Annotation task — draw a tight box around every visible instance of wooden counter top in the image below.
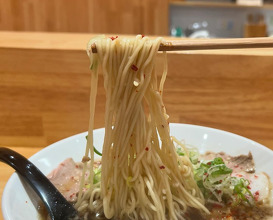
[1,31,273,55]
[1,31,273,219]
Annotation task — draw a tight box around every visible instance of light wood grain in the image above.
[91,37,273,53]
[0,0,168,35]
[1,32,273,148]
[160,37,273,50]
[2,31,273,56]
[1,32,273,220]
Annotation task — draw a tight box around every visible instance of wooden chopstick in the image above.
[91,37,273,53]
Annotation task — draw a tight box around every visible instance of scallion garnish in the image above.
[85,135,102,156]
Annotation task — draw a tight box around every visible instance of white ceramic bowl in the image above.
[2,123,273,219]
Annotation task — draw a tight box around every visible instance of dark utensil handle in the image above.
[0,147,80,220]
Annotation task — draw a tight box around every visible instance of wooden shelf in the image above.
[170,1,273,9]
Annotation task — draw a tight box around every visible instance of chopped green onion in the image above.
[93,168,101,184]
[176,147,184,156]
[85,135,102,156]
[194,157,254,206]
[209,165,232,178]
[189,150,199,165]
[94,146,102,156]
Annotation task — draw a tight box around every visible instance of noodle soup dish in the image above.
[2,123,273,219]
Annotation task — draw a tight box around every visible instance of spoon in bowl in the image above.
[0,147,84,220]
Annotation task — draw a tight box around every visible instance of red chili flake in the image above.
[204,172,208,175]
[75,165,79,168]
[234,164,239,168]
[254,175,258,178]
[219,180,222,183]
[247,185,251,189]
[25,201,28,203]
[254,191,259,201]
[237,174,243,177]
[216,190,222,194]
[212,203,223,209]
[131,64,138,71]
[69,193,75,199]
[141,35,145,38]
[109,35,118,41]
[145,147,149,151]
[207,162,211,165]
[160,165,165,169]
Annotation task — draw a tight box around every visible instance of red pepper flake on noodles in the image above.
[131,64,138,71]
[160,165,165,169]
[109,36,118,41]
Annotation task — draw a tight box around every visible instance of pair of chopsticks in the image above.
[91,37,273,53]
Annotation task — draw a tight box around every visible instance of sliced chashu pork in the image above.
[202,151,272,204]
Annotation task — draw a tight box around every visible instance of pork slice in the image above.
[202,151,272,204]
[47,158,86,202]
[201,151,255,173]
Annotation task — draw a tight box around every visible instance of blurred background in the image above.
[1,0,273,38]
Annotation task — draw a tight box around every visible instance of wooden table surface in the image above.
[1,31,273,219]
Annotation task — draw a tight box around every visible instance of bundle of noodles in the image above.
[76,35,209,220]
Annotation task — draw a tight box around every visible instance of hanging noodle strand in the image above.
[77,35,209,220]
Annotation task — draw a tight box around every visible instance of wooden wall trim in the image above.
[0,0,169,35]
